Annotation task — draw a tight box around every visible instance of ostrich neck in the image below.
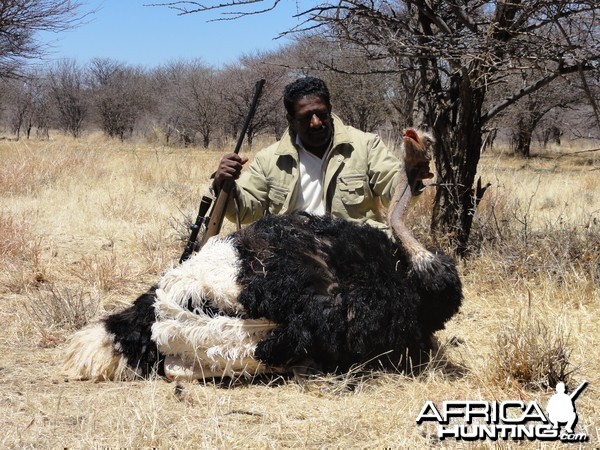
[388,173,430,265]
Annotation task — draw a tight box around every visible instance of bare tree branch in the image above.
[0,0,86,78]
[145,0,282,19]
[482,61,597,123]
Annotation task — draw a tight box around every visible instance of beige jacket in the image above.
[224,114,401,229]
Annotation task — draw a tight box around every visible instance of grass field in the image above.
[1,133,598,448]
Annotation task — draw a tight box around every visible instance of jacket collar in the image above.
[274,113,353,157]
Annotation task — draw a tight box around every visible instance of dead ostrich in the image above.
[63,129,462,381]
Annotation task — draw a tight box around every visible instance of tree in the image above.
[222,50,291,145]
[2,78,32,138]
[487,62,595,157]
[158,1,599,254]
[47,59,88,138]
[507,81,576,157]
[0,0,83,79]
[151,60,221,147]
[1,70,51,139]
[88,58,149,140]
[151,62,188,145]
[181,61,221,148]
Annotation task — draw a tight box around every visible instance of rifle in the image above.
[179,195,213,264]
[569,380,588,401]
[179,79,266,264]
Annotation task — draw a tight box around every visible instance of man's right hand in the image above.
[213,153,249,191]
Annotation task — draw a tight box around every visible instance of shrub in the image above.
[26,284,100,331]
[489,306,573,390]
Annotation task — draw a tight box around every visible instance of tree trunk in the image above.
[512,109,544,157]
[512,110,535,157]
[542,125,562,147]
[423,65,488,255]
[513,125,533,157]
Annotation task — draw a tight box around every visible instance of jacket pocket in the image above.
[267,184,288,213]
[338,174,368,206]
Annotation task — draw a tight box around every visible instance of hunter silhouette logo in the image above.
[416,381,589,442]
[546,381,587,436]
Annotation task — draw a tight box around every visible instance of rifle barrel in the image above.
[196,79,266,250]
[232,79,266,155]
[569,380,588,400]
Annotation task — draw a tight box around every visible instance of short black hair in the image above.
[283,76,331,116]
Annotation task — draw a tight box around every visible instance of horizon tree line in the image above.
[1,43,596,150]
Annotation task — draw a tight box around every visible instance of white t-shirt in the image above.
[292,136,326,215]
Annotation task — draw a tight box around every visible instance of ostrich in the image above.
[63,129,462,381]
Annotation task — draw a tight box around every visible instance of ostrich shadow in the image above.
[178,336,469,392]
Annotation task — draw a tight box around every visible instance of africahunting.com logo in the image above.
[416,381,589,443]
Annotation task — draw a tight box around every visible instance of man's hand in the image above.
[213,153,249,192]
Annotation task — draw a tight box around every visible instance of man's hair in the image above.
[283,76,331,116]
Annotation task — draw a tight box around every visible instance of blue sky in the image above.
[39,0,311,68]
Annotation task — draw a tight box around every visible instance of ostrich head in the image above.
[388,129,436,271]
[403,129,432,160]
[403,129,434,195]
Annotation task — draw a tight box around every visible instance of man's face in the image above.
[287,95,333,152]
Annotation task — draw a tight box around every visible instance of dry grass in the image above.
[490,302,574,390]
[25,285,101,331]
[0,133,598,448]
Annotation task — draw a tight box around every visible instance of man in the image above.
[213,76,431,229]
[546,382,580,434]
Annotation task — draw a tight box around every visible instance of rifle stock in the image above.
[197,179,234,249]
[191,79,266,253]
